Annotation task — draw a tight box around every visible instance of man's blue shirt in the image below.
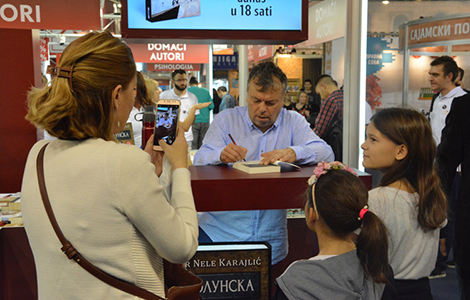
[194,106,333,264]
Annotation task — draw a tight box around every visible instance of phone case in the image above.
[153,99,181,151]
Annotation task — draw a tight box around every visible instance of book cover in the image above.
[233,161,280,174]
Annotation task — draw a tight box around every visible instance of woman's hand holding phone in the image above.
[159,126,188,170]
[144,134,165,176]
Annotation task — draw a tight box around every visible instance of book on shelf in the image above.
[233,160,301,174]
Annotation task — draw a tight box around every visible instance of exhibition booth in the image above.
[1,1,468,299]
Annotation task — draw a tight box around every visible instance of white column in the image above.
[238,45,248,107]
[342,0,368,169]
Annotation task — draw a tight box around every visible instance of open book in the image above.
[233,160,301,174]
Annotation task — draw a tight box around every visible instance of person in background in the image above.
[21,30,198,299]
[302,79,321,128]
[212,88,222,116]
[274,162,396,300]
[291,90,310,119]
[144,77,160,104]
[428,56,466,147]
[314,75,344,161]
[427,56,466,279]
[187,77,214,150]
[362,108,447,300]
[314,75,343,138]
[159,69,210,148]
[217,86,237,112]
[194,61,333,265]
[436,93,470,299]
[127,71,153,148]
[283,94,294,110]
[456,67,468,92]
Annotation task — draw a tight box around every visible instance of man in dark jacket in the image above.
[436,92,470,299]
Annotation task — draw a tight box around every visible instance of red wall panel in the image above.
[0,29,39,192]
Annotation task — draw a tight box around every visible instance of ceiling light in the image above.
[382,0,389,4]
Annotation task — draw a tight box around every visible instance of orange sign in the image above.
[0,0,100,30]
[406,16,470,46]
[128,43,209,64]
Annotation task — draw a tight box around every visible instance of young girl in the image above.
[275,161,395,300]
[362,108,447,300]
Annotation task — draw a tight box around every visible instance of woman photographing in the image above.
[21,31,198,299]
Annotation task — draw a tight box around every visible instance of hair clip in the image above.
[50,64,75,92]
[307,161,357,186]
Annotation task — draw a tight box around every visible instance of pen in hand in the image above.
[228,134,246,162]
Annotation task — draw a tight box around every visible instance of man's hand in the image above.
[193,102,212,110]
[220,143,247,164]
[260,148,296,165]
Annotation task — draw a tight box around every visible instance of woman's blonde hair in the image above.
[144,77,159,104]
[295,90,308,104]
[26,31,136,141]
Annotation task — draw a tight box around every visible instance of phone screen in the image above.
[154,103,179,146]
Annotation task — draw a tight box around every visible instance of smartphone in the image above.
[153,99,180,151]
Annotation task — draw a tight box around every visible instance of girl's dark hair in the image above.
[371,108,447,230]
[135,72,152,108]
[307,170,389,283]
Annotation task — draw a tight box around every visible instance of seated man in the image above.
[194,62,334,264]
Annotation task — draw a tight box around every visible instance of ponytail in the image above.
[356,210,389,284]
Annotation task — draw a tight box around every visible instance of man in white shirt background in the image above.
[429,56,467,146]
[159,69,210,148]
[428,56,467,279]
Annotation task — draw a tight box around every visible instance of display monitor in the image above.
[121,0,308,45]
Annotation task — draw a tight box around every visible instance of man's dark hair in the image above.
[314,74,337,88]
[171,69,186,79]
[458,67,465,81]
[217,86,227,92]
[189,77,198,85]
[430,56,458,83]
[304,79,312,84]
[247,61,287,93]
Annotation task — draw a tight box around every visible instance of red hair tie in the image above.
[359,206,369,220]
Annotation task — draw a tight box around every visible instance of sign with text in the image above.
[121,0,308,44]
[114,123,134,145]
[402,16,470,47]
[213,54,238,70]
[253,45,274,62]
[185,243,271,300]
[127,0,301,31]
[39,37,49,62]
[147,63,200,72]
[247,45,254,61]
[0,0,100,30]
[306,0,347,46]
[128,43,209,64]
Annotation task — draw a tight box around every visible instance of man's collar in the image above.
[440,86,463,99]
[172,88,187,98]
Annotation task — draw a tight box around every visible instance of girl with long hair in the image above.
[274,162,395,299]
[362,107,447,299]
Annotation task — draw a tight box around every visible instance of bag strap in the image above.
[36,143,164,300]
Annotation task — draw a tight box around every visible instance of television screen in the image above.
[121,0,308,44]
